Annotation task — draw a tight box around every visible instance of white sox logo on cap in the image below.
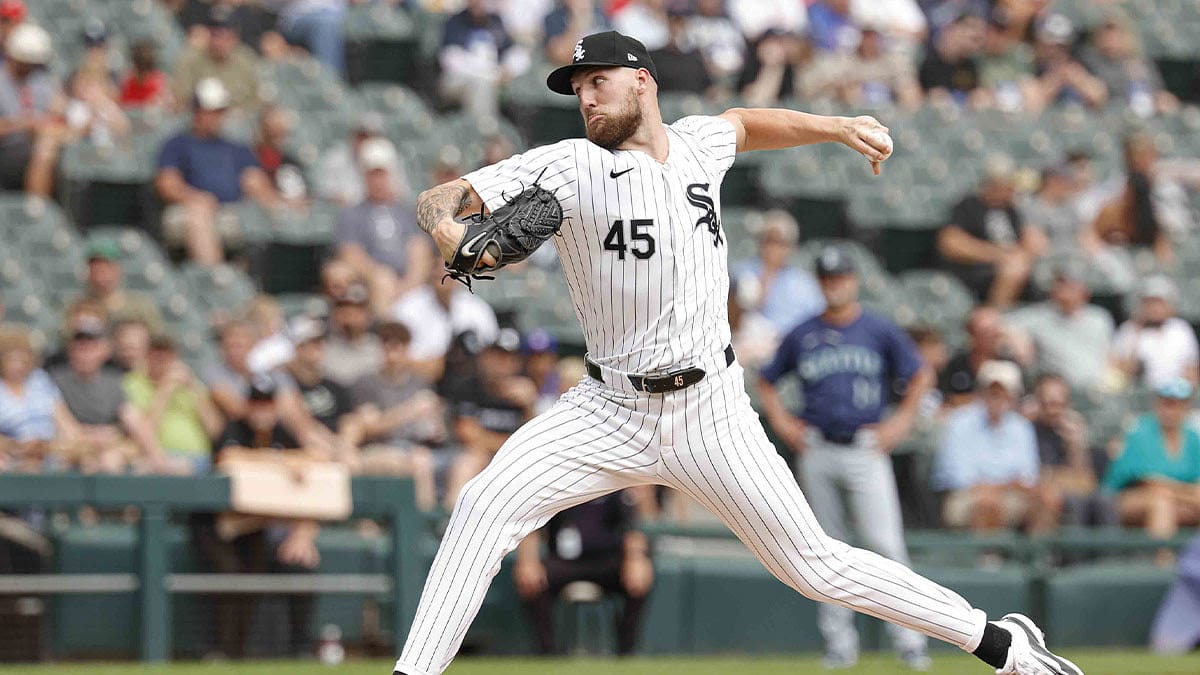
[573,40,585,62]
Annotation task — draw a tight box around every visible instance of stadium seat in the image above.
[897,270,976,332]
[344,3,422,87]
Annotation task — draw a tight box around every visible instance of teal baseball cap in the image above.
[1156,378,1194,401]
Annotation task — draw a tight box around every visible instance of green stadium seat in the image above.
[344,4,421,86]
[897,270,975,331]
[179,263,259,322]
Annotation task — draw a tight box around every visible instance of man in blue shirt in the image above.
[154,77,281,265]
[933,359,1045,534]
[758,243,934,671]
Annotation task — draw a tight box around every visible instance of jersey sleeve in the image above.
[760,329,799,385]
[671,115,738,177]
[460,140,578,213]
[882,319,923,382]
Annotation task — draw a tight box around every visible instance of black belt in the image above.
[586,344,735,393]
[820,429,859,445]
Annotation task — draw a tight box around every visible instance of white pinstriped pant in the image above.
[394,362,987,675]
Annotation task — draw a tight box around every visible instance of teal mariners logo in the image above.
[797,345,883,381]
[686,183,722,247]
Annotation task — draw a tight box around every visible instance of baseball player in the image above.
[394,31,1082,675]
[757,244,933,670]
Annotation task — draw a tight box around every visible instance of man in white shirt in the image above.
[1111,276,1200,388]
[391,261,499,380]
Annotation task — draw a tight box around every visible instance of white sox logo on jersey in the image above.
[686,183,722,247]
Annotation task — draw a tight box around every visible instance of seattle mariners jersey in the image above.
[761,311,923,440]
[461,115,738,374]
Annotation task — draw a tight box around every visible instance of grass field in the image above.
[1,653,1198,675]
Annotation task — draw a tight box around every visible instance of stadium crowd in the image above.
[1,0,1200,616]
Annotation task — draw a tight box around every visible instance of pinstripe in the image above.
[409,383,658,665]
[396,115,991,675]
[723,379,976,639]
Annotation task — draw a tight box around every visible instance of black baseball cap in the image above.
[815,244,857,277]
[546,31,658,96]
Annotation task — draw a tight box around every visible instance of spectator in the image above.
[275,0,349,77]
[323,282,384,388]
[849,0,927,47]
[0,326,84,473]
[908,325,950,424]
[392,258,500,381]
[756,244,933,670]
[684,0,745,86]
[74,239,164,331]
[974,11,1038,112]
[1020,165,1083,255]
[917,14,982,105]
[439,0,530,121]
[335,138,430,310]
[727,0,807,42]
[0,24,65,196]
[281,315,356,453]
[111,318,152,374]
[513,491,653,655]
[119,41,173,109]
[648,7,714,96]
[0,0,24,50]
[75,18,117,88]
[314,111,405,207]
[1087,134,1195,266]
[191,376,321,659]
[738,30,819,107]
[155,78,281,265]
[543,0,611,66]
[729,210,824,365]
[349,321,440,511]
[63,67,131,150]
[936,155,1047,308]
[1030,14,1107,110]
[1104,378,1200,562]
[243,295,292,375]
[47,316,169,473]
[204,319,312,438]
[172,4,261,114]
[933,360,1055,534]
[444,328,535,508]
[1028,373,1117,528]
[123,334,222,473]
[1080,13,1178,118]
[611,0,670,51]
[522,329,561,415]
[807,0,861,53]
[1111,276,1200,389]
[253,105,309,202]
[1007,262,1114,390]
[920,0,991,40]
[808,27,922,109]
[940,306,1032,406]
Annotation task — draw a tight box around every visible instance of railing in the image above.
[0,473,422,662]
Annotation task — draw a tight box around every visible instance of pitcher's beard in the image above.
[586,92,642,149]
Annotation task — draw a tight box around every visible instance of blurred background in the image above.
[1,0,1200,668]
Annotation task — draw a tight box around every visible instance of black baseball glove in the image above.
[443,182,564,289]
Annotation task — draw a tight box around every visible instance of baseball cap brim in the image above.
[546,61,630,95]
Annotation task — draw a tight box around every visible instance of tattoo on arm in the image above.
[416,182,472,235]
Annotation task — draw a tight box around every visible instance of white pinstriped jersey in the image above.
[461,115,739,374]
